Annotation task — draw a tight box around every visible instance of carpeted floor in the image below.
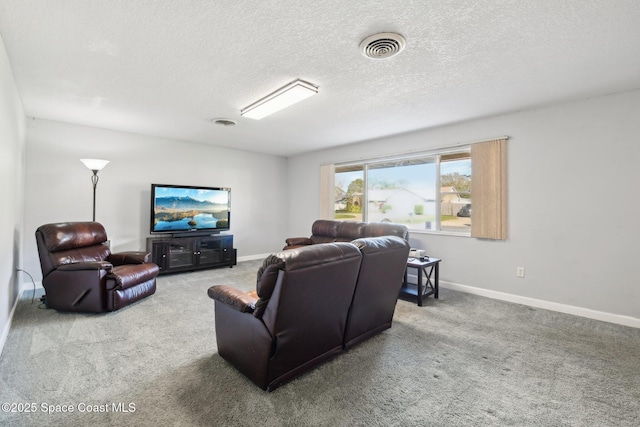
[1,260,639,426]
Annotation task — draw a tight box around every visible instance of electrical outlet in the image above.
[516,266,525,278]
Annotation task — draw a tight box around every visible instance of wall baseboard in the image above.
[440,280,640,329]
[237,253,270,262]
[0,281,43,357]
[0,289,23,358]
[20,280,43,295]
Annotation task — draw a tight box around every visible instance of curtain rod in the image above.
[322,135,509,167]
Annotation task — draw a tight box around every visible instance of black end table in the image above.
[400,257,441,306]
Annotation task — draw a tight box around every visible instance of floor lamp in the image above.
[80,159,110,222]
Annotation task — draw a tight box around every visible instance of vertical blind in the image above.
[471,138,508,240]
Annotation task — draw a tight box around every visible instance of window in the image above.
[334,165,364,221]
[324,138,507,239]
[366,157,438,229]
[333,150,471,234]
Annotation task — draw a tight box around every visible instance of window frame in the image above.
[333,147,473,236]
[323,137,508,240]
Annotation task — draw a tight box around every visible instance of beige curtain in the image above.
[471,138,508,239]
[319,164,335,219]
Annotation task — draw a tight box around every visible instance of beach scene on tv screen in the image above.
[153,187,229,231]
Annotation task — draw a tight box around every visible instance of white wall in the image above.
[0,34,26,353]
[288,90,640,322]
[22,119,289,282]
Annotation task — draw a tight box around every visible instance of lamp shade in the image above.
[80,159,110,171]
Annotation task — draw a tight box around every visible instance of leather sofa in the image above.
[208,235,410,391]
[35,222,159,312]
[283,219,409,250]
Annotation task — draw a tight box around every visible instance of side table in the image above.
[400,257,441,307]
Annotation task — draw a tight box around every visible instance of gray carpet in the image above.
[1,260,639,426]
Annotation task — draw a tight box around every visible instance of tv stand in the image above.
[146,234,235,275]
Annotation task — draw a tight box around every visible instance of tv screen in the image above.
[150,184,230,234]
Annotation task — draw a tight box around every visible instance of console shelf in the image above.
[146,234,235,275]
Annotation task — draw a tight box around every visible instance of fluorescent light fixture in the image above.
[241,79,318,120]
[80,158,110,171]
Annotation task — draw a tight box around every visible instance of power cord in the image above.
[16,268,37,304]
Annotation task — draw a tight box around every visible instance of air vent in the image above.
[359,32,406,59]
[212,118,236,126]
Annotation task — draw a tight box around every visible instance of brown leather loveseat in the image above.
[35,222,160,312]
[283,219,409,250]
[208,235,410,391]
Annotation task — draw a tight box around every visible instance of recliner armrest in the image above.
[285,237,312,247]
[106,263,160,290]
[108,251,150,265]
[208,285,257,313]
[57,261,113,271]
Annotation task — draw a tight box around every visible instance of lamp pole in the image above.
[90,170,99,222]
[80,159,110,222]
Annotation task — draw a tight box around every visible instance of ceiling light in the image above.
[240,79,318,120]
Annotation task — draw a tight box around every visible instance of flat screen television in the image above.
[150,184,230,235]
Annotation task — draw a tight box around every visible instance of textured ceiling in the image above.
[1,0,639,157]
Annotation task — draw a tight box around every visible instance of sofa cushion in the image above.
[363,222,409,240]
[283,242,361,271]
[37,222,108,252]
[336,221,366,241]
[254,255,285,318]
[352,235,408,253]
[310,220,339,244]
[311,220,339,238]
[256,255,285,295]
[108,251,150,265]
[49,245,112,267]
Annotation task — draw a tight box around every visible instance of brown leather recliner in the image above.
[208,235,410,391]
[35,222,159,313]
[208,242,363,391]
[283,219,409,250]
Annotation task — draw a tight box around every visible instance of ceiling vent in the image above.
[212,118,236,126]
[359,32,406,59]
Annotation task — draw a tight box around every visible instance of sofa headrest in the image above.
[253,243,361,318]
[253,255,286,318]
[279,242,362,271]
[311,220,340,238]
[36,222,108,252]
[256,255,285,297]
[363,222,409,240]
[352,236,410,254]
[337,221,366,240]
